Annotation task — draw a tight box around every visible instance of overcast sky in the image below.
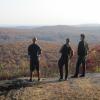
[0,0,100,26]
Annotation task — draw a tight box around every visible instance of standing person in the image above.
[71,34,89,78]
[28,37,41,82]
[58,38,73,81]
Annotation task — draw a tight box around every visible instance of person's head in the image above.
[66,38,70,45]
[80,34,85,41]
[32,37,37,44]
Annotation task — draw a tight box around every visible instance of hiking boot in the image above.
[38,78,40,81]
[59,78,63,81]
[71,75,78,78]
[29,79,32,82]
[79,74,85,77]
[65,78,68,81]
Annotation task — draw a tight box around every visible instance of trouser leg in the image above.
[82,57,86,76]
[75,57,82,76]
[65,60,69,79]
[30,71,32,80]
[36,61,40,81]
[59,66,63,79]
[37,68,40,81]
[58,59,64,79]
[30,59,34,81]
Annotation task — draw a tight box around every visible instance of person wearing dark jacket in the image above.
[71,34,89,78]
[58,38,73,81]
[28,37,41,81]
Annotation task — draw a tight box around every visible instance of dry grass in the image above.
[0,40,100,79]
[0,73,100,100]
[0,41,61,79]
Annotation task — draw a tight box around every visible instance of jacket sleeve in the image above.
[70,46,74,58]
[77,42,80,55]
[28,45,31,56]
[38,46,41,55]
[86,43,89,51]
[86,42,89,54]
[59,45,64,53]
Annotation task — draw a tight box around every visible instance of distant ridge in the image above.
[0,24,100,44]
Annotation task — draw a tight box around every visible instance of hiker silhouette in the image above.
[28,37,41,82]
[58,38,73,81]
[71,34,89,78]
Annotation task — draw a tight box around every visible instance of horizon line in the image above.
[0,23,100,27]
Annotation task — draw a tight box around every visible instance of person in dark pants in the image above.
[71,34,89,78]
[58,38,73,81]
[28,37,41,82]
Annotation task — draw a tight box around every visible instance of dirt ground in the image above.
[0,73,100,100]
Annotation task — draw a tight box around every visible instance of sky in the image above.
[0,0,100,26]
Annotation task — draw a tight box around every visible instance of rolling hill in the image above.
[0,25,100,44]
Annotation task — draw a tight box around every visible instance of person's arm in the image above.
[59,45,64,53]
[86,42,89,55]
[38,46,41,56]
[37,46,41,61]
[28,45,31,57]
[70,46,74,59]
[87,43,89,51]
[77,42,80,56]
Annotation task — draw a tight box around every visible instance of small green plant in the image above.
[0,63,4,70]
[95,66,100,72]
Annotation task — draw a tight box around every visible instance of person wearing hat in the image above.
[71,34,89,78]
[58,38,73,81]
[28,37,41,81]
